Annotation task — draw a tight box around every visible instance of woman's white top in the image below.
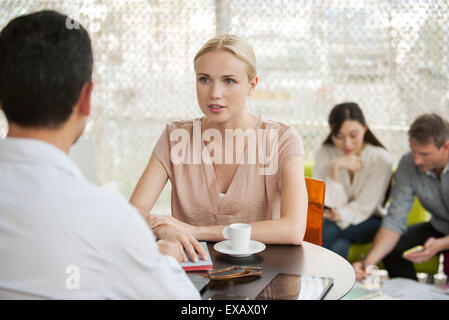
[313,144,394,229]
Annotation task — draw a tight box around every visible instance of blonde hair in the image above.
[194,34,257,81]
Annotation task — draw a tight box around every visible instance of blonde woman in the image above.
[130,34,308,261]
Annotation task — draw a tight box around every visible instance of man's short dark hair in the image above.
[0,10,93,128]
[408,113,449,148]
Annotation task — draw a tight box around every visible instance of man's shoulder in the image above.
[397,151,416,169]
[72,180,138,219]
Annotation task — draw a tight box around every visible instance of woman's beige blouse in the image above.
[313,144,394,229]
[153,115,304,226]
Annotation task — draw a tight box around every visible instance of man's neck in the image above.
[7,124,73,154]
[433,150,449,180]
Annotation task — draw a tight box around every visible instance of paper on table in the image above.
[433,283,449,295]
[342,286,383,300]
[381,278,449,300]
[181,242,213,271]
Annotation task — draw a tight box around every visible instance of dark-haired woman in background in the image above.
[313,102,393,258]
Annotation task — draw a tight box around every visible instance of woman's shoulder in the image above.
[313,143,339,160]
[164,117,202,132]
[260,117,292,130]
[364,144,394,166]
[260,117,299,138]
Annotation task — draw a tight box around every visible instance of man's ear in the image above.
[77,82,94,117]
[443,140,449,151]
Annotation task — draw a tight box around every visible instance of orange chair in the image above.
[303,177,325,246]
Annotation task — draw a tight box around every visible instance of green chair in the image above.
[304,162,440,274]
[304,160,314,178]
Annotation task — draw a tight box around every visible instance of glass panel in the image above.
[1,1,448,211]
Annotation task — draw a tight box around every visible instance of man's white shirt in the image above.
[0,137,200,299]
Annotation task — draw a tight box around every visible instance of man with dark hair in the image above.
[0,10,199,299]
[0,10,93,131]
[353,113,449,280]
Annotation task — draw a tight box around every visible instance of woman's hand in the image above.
[147,214,196,235]
[334,154,364,173]
[152,224,208,262]
[330,154,363,182]
[323,207,341,222]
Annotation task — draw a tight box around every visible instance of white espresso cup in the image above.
[222,223,252,252]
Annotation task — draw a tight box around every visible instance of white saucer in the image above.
[214,240,266,257]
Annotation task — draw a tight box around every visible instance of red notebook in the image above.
[181,242,213,271]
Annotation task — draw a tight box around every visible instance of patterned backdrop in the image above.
[1,0,448,211]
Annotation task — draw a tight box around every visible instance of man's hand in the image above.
[157,239,184,264]
[153,224,207,262]
[403,237,440,263]
[352,261,368,281]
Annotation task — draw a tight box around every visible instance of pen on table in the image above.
[361,253,365,271]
